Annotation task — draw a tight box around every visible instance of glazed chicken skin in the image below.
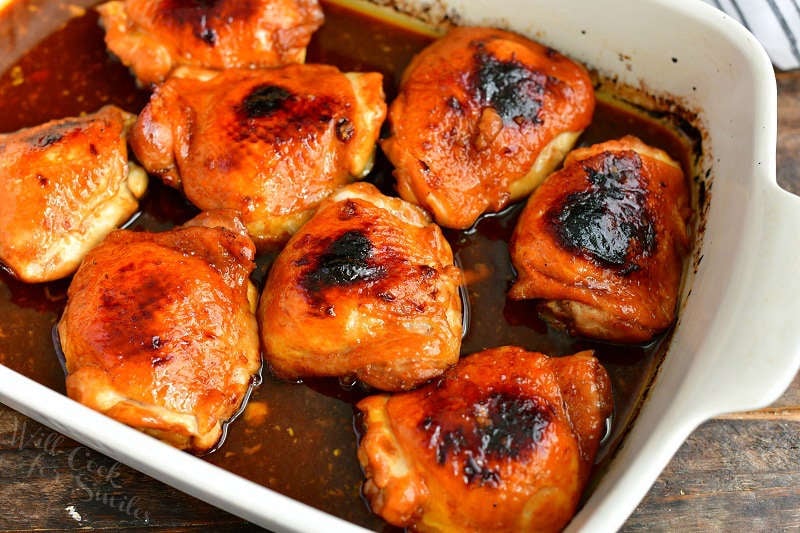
[97,0,324,85]
[259,182,462,391]
[57,210,261,453]
[510,136,691,343]
[0,105,146,283]
[131,65,386,250]
[357,346,613,532]
[381,26,595,229]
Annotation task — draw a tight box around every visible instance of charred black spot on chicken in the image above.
[335,118,354,142]
[476,393,552,459]
[155,0,258,46]
[233,85,340,144]
[25,119,84,148]
[34,132,63,148]
[337,200,359,221]
[446,95,462,113]
[420,392,553,486]
[549,151,656,273]
[471,50,546,125]
[197,23,217,45]
[301,230,387,296]
[240,85,293,118]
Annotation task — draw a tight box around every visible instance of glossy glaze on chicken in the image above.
[97,0,324,85]
[357,346,613,532]
[510,136,691,342]
[382,26,595,229]
[0,105,146,283]
[130,64,386,250]
[58,211,260,453]
[259,182,462,391]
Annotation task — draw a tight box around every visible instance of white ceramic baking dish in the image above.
[1,0,799,531]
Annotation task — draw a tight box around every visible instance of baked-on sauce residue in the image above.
[0,1,699,530]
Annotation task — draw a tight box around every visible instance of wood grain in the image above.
[0,68,797,533]
[623,420,800,532]
[777,71,800,197]
[0,406,259,531]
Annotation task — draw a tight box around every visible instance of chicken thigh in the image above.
[259,182,462,391]
[97,0,324,85]
[131,65,386,250]
[357,346,613,532]
[57,210,260,453]
[510,136,691,343]
[381,26,595,229]
[0,105,146,283]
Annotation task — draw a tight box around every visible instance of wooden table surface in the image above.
[0,70,798,532]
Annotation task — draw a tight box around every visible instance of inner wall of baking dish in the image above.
[0,0,713,530]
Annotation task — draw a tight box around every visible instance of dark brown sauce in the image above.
[0,2,698,531]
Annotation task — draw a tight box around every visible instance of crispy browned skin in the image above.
[259,182,462,391]
[97,0,324,85]
[510,136,691,343]
[131,65,386,251]
[381,26,595,229]
[0,105,146,283]
[357,346,613,532]
[58,211,260,453]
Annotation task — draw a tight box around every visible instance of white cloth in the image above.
[703,0,800,70]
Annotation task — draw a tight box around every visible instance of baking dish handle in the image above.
[709,183,800,413]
